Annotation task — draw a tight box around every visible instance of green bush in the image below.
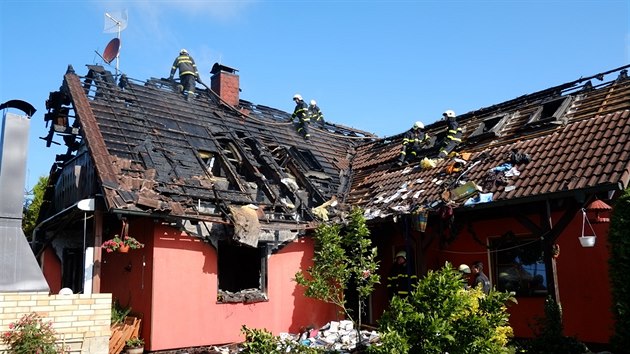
[609,188,630,352]
[514,297,588,354]
[1,313,65,354]
[111,300,131,325]
[369,263,516,354]
[240,326,322,354]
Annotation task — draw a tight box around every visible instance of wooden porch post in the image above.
[91,208,103,293]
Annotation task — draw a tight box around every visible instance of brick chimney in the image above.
[210,63,239,107]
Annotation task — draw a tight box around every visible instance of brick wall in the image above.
[0,292,111,353]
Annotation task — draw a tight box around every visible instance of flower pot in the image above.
[119,244,130,253]
[579,236,596,247]
[126,347,144,354]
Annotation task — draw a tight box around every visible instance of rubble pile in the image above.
[196,320,380,353]
[281,320,380,352]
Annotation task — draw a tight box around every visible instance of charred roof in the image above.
[39,65,376,231]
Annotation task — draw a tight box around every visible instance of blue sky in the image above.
[1,0,628,194]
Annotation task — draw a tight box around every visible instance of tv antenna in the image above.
[102,10,128,76]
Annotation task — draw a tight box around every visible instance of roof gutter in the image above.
[31,201,80,252]
[455,183,621,214]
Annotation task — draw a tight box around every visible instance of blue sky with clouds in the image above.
[1,0,628,194]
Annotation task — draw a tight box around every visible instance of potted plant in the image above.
[101,234,144,253]
[125,337,144,354]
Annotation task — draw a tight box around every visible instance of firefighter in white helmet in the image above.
[308,99,325,128]
[438,109,462,158]
[397,120,430,166]
[387,250,417,298]
[290,94,310,140]
[169,49,200,101]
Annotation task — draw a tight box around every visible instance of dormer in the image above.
[522,96,572,130]
[466,113,509,143]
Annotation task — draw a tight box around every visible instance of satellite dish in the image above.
[102,38,120,64]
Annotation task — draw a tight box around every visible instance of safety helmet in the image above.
[395,251,407,260]
[443,110,456,118]
[310,99,317,106]
[180,49,188,55]
[458,264,471,274]
[293,94,303,101]
[413,121,424,130]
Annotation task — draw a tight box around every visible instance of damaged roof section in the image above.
[41,64,375,233]
[348,66,630,220]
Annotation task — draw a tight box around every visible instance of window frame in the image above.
[217,239,269,303]
[489,235,548,297]
[524,96,572,128]
[467,113,509,141]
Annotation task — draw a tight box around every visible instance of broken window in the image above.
[490,236,548,297]
[289,147,323,171]
[467,114,508,141]
[217,239,268,303]
[197,150,222,176]
[524,96,572,128]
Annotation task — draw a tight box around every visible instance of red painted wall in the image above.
[554,214,612,343]
[371,209,613,345]
[146,224,337,351]
[41,246,62,294]
[438,212,613,344]
[101,218,153,345]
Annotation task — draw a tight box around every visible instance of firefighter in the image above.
[308,99,325,127]
[437,110,462,158]
[387,251,417,298]
[169,49,200,101]
[397,121,430,166]
[291,94,310,140]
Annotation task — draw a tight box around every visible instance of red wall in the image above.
[41,246,62,294]
[146,224,337,351]
[438,212,613,344]
[100,218,154,346]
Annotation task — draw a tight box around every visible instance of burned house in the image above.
[33,64,374,351]
[347,64,630,346]
[33,60,630,350]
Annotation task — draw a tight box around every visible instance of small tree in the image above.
[294,207,380,335]
[22,175,48,240]
[519,296,588,354]
[609,187,630,352]
[369,263,515,354]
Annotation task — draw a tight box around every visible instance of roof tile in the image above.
[350,69,630,218]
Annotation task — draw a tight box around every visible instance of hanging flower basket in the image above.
[101,235,144,253]
[579,236,596,247]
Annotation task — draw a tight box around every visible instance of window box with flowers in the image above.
[102,235,144,253]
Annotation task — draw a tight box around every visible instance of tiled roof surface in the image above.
[347,67,630,219]
[55,65,375,225]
